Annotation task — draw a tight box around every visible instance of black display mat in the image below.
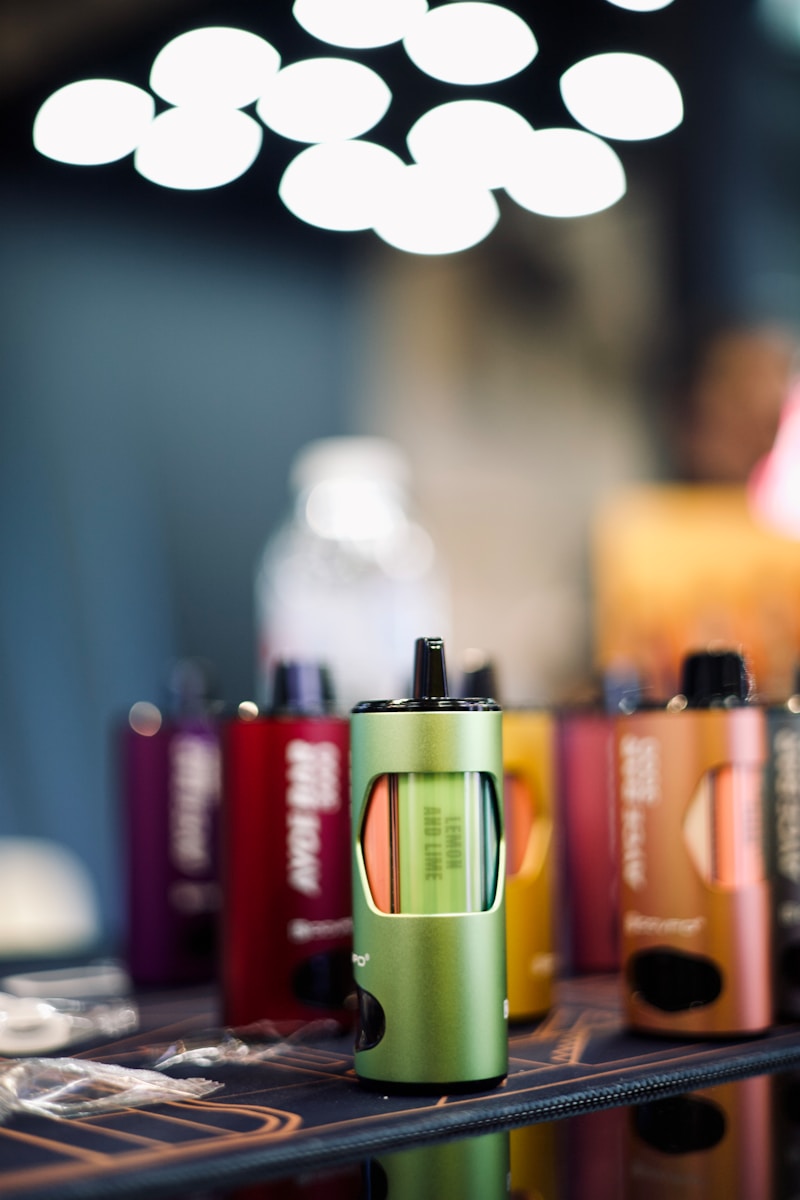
[4,975,800,1199]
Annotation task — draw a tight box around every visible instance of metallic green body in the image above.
[374,1128,509,1198]
[351,708,508,1088]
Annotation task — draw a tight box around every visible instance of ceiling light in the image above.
[279,140,405,231]
[407,99,536,189]
[403,2,538,85]
[256,58,391,143]
[292,0,429,49]
[560,52,683,141]
[504,128,626,218]
[372,163,499,255]
[604,0,675,9]
[134,107,263,190]
[149,27,281,109]
[33,80,155,165]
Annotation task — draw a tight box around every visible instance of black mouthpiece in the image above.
[413,637,449,700]
[460,656,498,700]
[167,657,219,717]
[271,661,334,715]
[679,650,749,708]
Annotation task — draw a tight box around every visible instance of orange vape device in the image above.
[627,1075,772,1200]
[617,649,772,1035]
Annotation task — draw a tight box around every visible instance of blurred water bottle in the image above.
[255,437,451,710]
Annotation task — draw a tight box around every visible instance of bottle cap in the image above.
[679,650,749,708]
[271,661,335,715]
[290,437,409,495]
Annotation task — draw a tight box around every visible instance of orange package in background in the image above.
[592,485,800,703]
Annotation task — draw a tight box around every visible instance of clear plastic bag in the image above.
[0,1057,220,1120]
[150,1017,343,1068]
[0,990,138,1055]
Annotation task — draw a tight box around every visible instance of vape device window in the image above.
[362,771,501,914]
[503,771,536,879]
[682,765,765,887]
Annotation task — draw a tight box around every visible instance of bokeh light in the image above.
[33,80,155,165]
[292,0,429,49]
[150,27,281,109]
[605,0,675,9]
[504,128,627,218]
[560,52,683,141]
[407,99,536,189]
[128,701,163,736]
[279,140,406,231]
[134,107,263,190]
[256,58,392,142]
[403,2,538,85]
[372,163,499,255]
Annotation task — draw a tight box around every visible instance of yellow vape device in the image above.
[461,657,556,1021]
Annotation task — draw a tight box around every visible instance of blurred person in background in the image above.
[667,321,797,484]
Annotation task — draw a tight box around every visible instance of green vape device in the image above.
[366,1128,510,1198]
[350,637,508,1092]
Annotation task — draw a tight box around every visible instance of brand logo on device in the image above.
[169,734,221,875]
[624,910,705,938]
[775,728,800,883]
[619,734,660,891]
[286,739,341,897]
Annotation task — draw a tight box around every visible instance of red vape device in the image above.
[557,708,620,974]
[221,662,353,1030]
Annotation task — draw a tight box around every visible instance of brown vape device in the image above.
[617,649,772,1035]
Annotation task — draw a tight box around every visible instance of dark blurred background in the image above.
[1,0,799,948]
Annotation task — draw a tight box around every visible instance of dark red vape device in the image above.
[221,662,353,1030]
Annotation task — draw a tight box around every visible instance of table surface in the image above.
[3,974,800,1199]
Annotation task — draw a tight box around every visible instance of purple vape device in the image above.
[121,660,222,987]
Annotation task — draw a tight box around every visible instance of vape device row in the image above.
[120,637,557,1092]
[120,659,574,1024]
[120,637,800,1097]
[117,640,627,1087]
